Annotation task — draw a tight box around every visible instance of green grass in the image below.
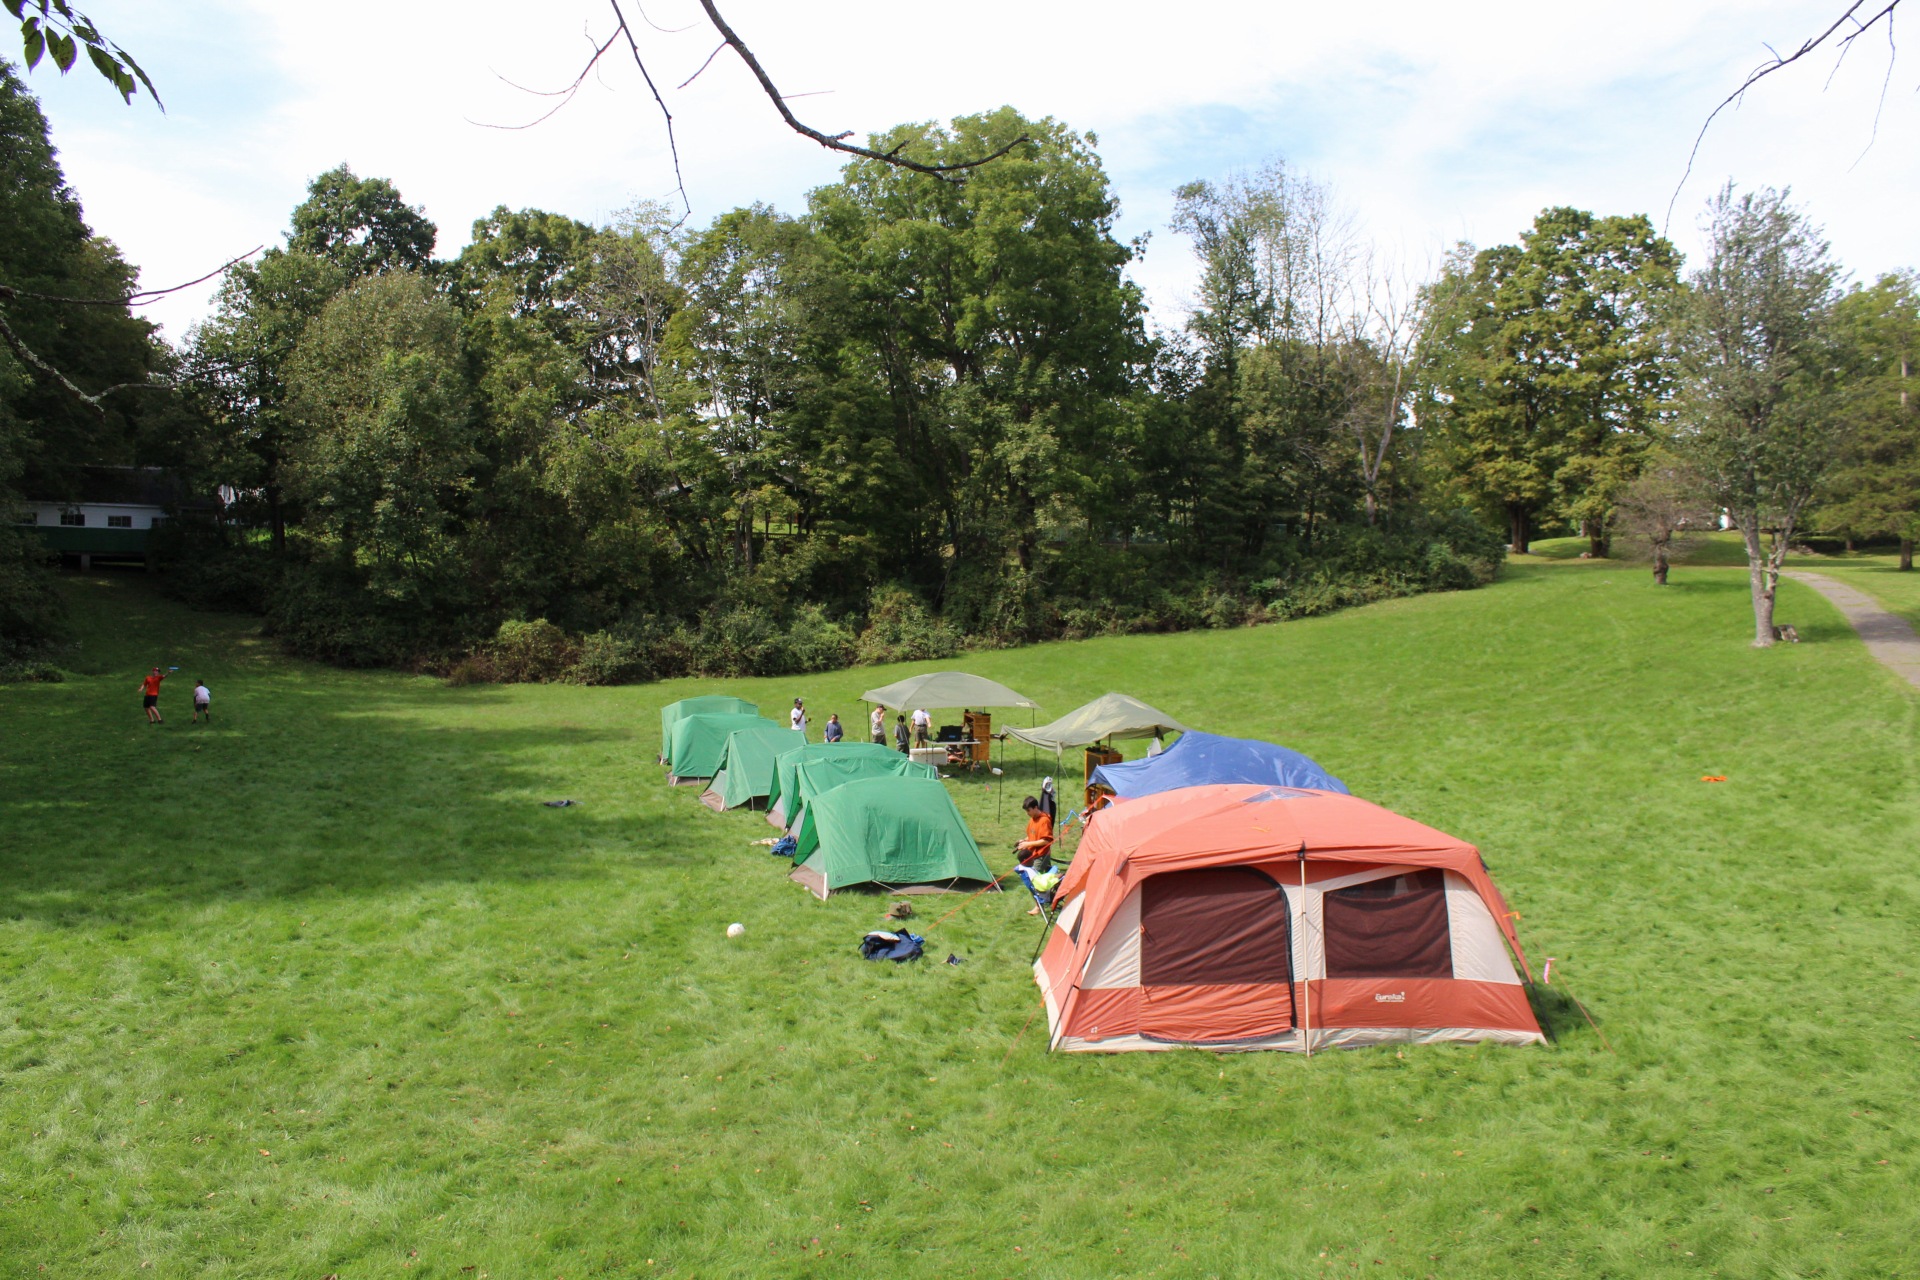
[3,562,1919,1277]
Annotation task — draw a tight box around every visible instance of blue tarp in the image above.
[1088,730,1348,797]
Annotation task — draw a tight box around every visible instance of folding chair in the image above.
[1018,863,1066,961]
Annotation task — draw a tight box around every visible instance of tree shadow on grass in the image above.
[0,678,694,928]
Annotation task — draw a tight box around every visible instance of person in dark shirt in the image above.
[893,714,910,754]
[823,713,844,743]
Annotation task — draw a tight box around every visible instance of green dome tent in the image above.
[659,695,758,763]
[766,742,914,828]
[785,754,941,854]
[700,725,807,811]
[789,777,995,899]
[666,712,782,784]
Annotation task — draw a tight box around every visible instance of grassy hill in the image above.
[2,556,1917,1277]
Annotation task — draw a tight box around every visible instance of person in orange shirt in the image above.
[139,667,166,724]
[1015,796,1054,871]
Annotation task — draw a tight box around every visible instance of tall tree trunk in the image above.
[1584,517,1606,559]
[1507,503,1528,555]
[1901,537,1913,571]
[1742,524,1775,647]
[1653,541,1669,585]
[267,485,286,554]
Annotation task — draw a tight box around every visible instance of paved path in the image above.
[1783,570,1920,689]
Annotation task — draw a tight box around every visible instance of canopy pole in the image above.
[1299,850,1311,1059]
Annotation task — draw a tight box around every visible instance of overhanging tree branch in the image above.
[1669,1,1903,228]
[483,0,1027,202]
[689,0,1029,176]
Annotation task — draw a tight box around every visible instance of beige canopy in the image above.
[860,671,1038,711]
[1004,692,1189,751]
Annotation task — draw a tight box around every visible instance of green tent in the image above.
[659,695,758,763]
[666,713,782,782]
[700,725,807,811]
[786,754,941,855]
[766,742,910,827]
[789,776,995,899]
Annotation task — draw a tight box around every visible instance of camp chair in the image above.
[1018,864,1067,961]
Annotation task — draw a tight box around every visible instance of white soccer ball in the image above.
[726,922,745,939]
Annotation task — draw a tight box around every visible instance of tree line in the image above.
[3,60,1913,677]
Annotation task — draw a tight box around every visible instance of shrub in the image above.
[568,631,650,686]
[486,618,579,684]
[0,526,67,664]
[444,654,497,686]
[161,547,280,614]
[0,658,63,684]
[855,585,962,665]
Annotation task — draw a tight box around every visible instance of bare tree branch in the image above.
[676,41,727,91]
[608,0,691,220]
[0,308,168,418]
[0,246,262,308]
[690,0,1029,176]
[481,0,1027,202]
[1669,1,1903,229]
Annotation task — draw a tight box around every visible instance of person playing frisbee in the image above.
[140,667,166,724]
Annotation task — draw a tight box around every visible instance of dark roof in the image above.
[35,466,216,509]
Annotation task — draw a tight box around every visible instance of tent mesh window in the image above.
[1140,867,1293,987]
[1322,869,1451,979]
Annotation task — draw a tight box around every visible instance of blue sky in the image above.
[19,0,1919,340]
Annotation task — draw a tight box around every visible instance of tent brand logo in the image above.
[1374,992,1406,1003]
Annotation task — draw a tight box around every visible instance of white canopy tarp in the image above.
[1005,692,1189,751]
[860,671,1038,710]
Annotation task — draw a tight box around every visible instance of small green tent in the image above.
[766,742,909,827]
[667,713,782,783]
[660,695,758,763]
[701,725,807,811]
[786,754,941,854]
[789,777,995,899]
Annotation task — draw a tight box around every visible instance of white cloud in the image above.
[19,0,1918,342]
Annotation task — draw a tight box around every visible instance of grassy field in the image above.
[3,557,1919,1278]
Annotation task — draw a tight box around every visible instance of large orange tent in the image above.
[1033,784,1543,1053]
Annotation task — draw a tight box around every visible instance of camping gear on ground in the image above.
[766,742,937,829]
[770,834,798,859]
[542,799,579,808]
[1033,784,1543,1054]
[1005,692,1190,753]
[700,725,807,811]
[665,712,783,784]
[885,902,915,920]
[860,931,925,962]
[789,776,996,899]
[1087,729,1348,800]
[659,695,758,763]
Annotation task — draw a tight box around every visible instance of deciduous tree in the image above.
[1673,185,1842,646]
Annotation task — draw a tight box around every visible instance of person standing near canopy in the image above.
[869,705,886,744]
[823,713,844,743]
[790,698,808,739]
[911,707,932,748]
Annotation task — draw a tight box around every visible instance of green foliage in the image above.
[1421,208,1682,550]
[1813,273,1920,545]
[854,584,963,664]
[0,522,64,661]
[283,270,474,606]
[287,165,437,278]
[484,617,578,683]
[6,1,158,105]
